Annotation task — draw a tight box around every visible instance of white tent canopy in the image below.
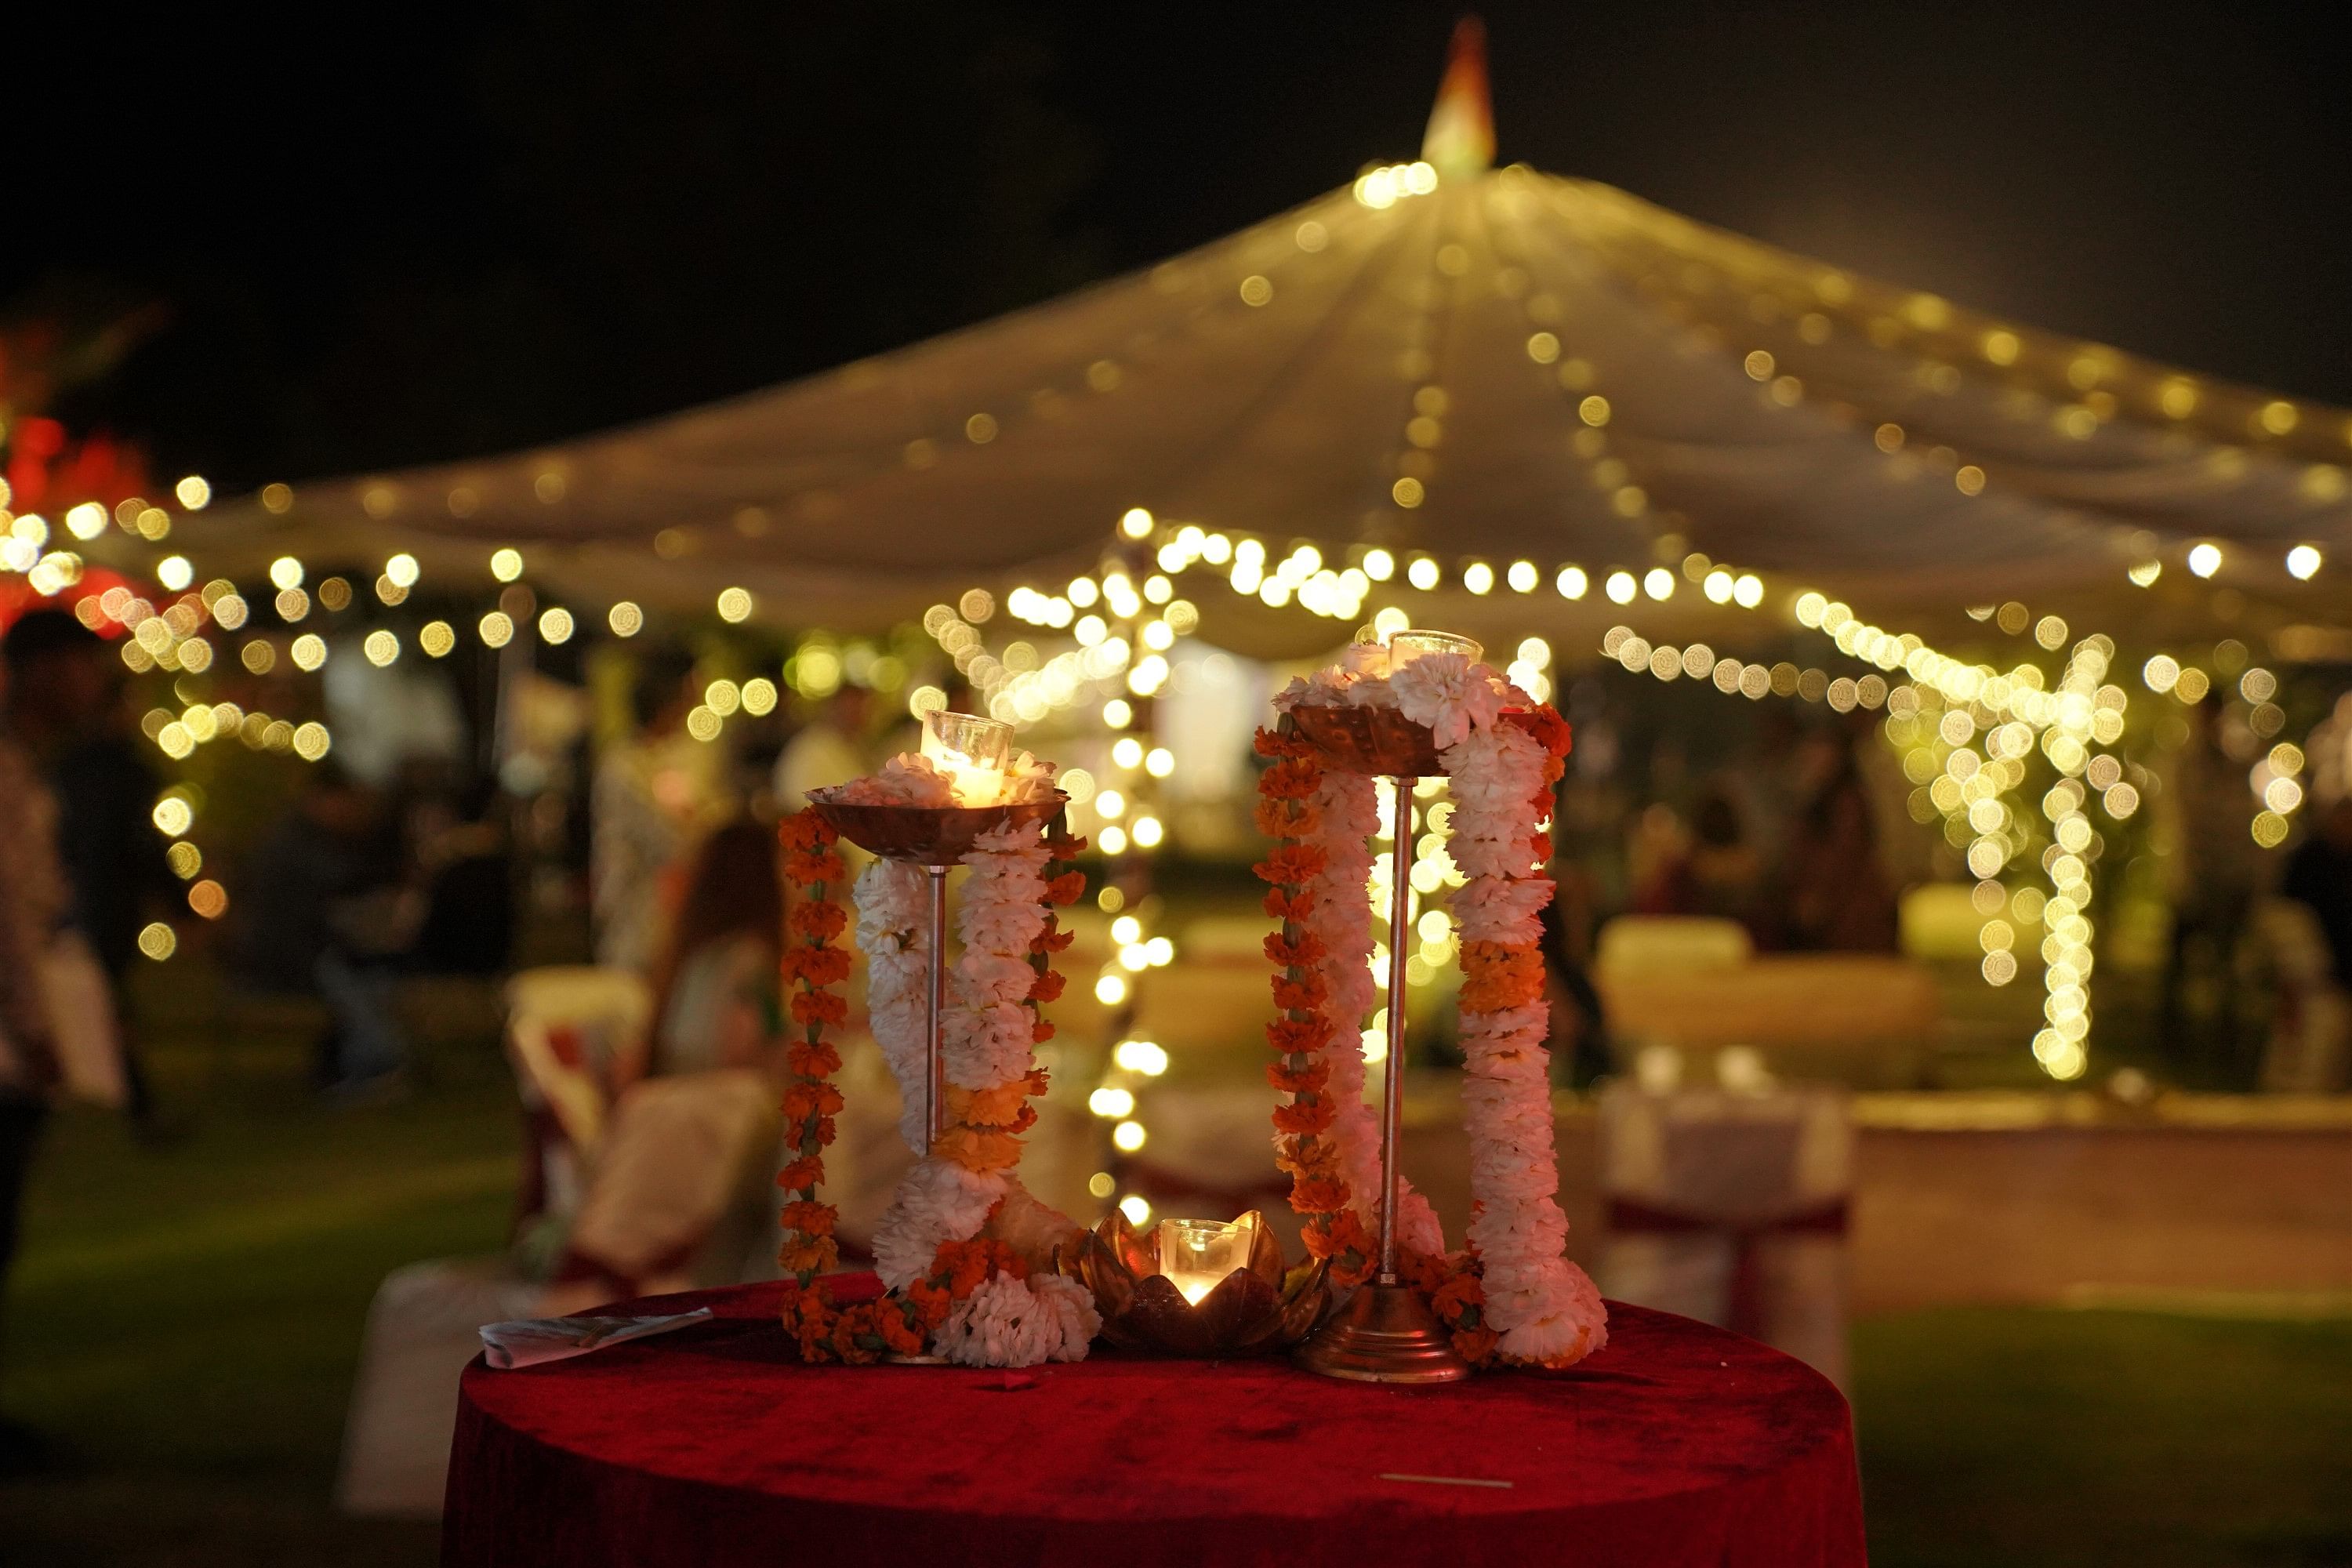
[191,49,2352,657]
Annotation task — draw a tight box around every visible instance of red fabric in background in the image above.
[444,1276,1866,1568]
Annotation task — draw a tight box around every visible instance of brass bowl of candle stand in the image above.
[1283,706,1445,779]
[805,791,1069,867]
[1054,1210,1330,1358]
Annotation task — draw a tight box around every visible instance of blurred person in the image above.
[1541,857,1614,1088]
[1,608,178,1138]
[1777,725,1898,953]
[2281,793,2352,996]
[2158,694,2266,1066]
[772,684,870,814]
[227,764,413,1098]
[618,817,788,1088]
[408,775,517,976]
[592,654,720,974]
[0,673,66,1474]
[1632,786,1765,932]
[2264,792,2352,1091]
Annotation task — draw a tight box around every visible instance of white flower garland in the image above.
[1443,720,1607,1366]
[853,857,932,1153]
[862,819,1091,1367]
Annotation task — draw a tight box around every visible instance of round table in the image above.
[444,1276,1865,1567]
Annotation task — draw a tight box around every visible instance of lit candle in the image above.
[1156,1215,1256,1306]
[920,710,1013,804]
[1386,628,1484,667]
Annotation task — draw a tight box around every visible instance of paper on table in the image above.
[480,1308,714,1370]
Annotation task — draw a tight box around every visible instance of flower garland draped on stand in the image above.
[778,761,1101,1367]
[1272,633,1608,1382]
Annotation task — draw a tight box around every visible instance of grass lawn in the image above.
[3,1032,2347,1565]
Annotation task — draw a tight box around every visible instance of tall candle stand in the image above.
[1286,703,1471,1385]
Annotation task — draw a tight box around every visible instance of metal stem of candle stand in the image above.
[1296,768,1468,1384]
[1374,775,1413,1286]
[923,863,949,1146]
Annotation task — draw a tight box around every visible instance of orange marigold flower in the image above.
[1029,968,1066,1004]
[782,1081,847,1123]
[779,1232,839,1277]
[1276,1134,1341,1179]
[776,1155,826,1192]
[1253,727,1317,760]
[1254,798,1324,838]
[934,1125,1024,1173]
[875,1304,925,1356]
[1264,930,1327,967]
[778,813,837,853]
[1266,1015,1334,1055]
[1272,974,1330,1012]
[1452,1325,1500,1365]
[789,989,850,1026]
[1044,870,1087,906]
[1290,1174,1349,1214]
[1266,1058,1331,1094]
[1272,1098,1335,1136]
[1529,831,1553,866]
[785,848,847,886]
[946,1080,1033,1127]
[1504,705,1573,759]
[1258,757,1321,799]
[797,946,854,989]
[1034,924,1076,954]
[780,1200,837,1237]
[902,1277,955,1331]
[1460,942,1547,1013]
[829,1311,882,1365]
[786,1038,843,1079]
[1253,846,1328,887]
[1431,1272,1486,1323]
[1262,887,1313,921]
[788,899,849,940]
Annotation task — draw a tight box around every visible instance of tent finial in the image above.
[1421,16,1494,182]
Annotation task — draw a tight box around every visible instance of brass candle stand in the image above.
[1281,705,1470,1385]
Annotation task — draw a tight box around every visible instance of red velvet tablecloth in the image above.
[445,1276,1865,1567]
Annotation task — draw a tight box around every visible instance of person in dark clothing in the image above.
[228,764,412,1095]
[0,609,178,1136]
[2282,795,2352,987]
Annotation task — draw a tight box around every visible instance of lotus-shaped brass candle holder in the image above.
[1054,1210,1330,1358]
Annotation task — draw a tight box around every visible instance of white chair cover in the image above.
[1598,1083,1853,1390]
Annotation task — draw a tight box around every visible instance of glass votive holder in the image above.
[1156,1215,1257,1306]
[1387,629,1485,667]
[920,710,1014,804]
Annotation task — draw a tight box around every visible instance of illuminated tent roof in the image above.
[194,27,2351,654]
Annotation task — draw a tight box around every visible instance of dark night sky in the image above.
[9,0,2346,492]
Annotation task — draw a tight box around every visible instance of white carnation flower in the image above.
[872,1159,1006,1290]
[1390,652,1501,748]
[937,1271,1102,1367]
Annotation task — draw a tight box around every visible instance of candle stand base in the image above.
[1295,1281,1470,1385]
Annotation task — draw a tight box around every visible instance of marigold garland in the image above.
[775,811,848,1284]
[1253,728,1377,1284]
